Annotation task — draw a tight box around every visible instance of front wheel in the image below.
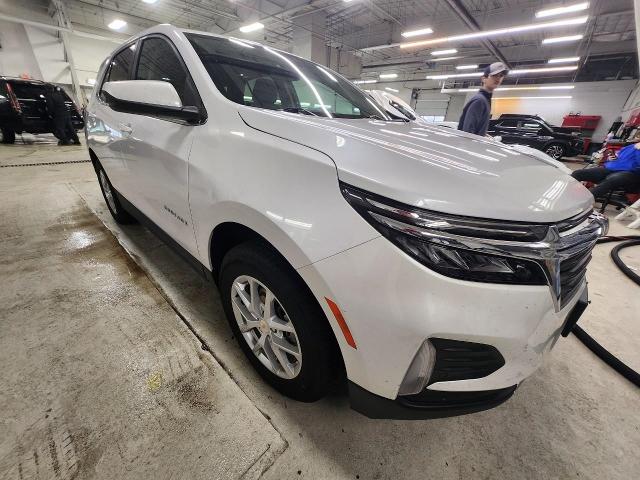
[95,162,136,224]
[1,128,16,144]
[545,143,566,160]
[219,242,339,402]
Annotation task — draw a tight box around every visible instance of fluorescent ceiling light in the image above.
[536,2,589,18]
[379,73,398,79]
[430,56,463,62]
[401,15,587,49]
[385,87,399,93]
[429,65,577,80]
[108,19,127,30]
[432,49,458,56]
[142,0,158,4]
[354,79,377,84]
[427,72,484,80]
[239,22,264,33]
[443,85,575,93]
[548,56,580,64]
[542,34,583,44]
[456,64,478,70]
[510,65,578,74]
[401,27,434,38]
[493,96,573,100]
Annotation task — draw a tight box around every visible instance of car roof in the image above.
[127,24,310,64]
[0,76,47,85]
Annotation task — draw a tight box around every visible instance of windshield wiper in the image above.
[281,107,318,116]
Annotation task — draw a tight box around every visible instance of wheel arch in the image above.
[209,220,346,377]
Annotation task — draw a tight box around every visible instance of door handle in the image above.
[119,123,133,135]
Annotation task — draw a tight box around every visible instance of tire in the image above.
[544,143,566,160]
[219,241,339,402]
[95,161,136,224]
[1,128,16,144]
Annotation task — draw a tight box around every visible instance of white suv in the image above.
[86,25,607,419]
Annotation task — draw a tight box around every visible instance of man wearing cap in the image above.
[457,62,508,136]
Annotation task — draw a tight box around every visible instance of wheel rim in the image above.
[230,275,302,379]
[98,170,118,213]
[546,145,563,159]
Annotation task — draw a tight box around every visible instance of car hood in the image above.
[238,108,593,223]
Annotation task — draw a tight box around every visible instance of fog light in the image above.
[398,340,436,396]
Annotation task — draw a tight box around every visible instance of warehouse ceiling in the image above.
[3,0,637,84]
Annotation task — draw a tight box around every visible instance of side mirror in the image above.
[102,80,203,124]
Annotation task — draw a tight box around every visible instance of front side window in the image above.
[135,37,199,106]
[186,33,389,120]
[106,45,135,83]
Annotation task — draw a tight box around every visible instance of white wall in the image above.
[621,80,640,119]
[68,35,117,86]
[0,20,42,79]
[23,25,69,84]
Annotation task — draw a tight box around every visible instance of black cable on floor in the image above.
[572,235,640,387]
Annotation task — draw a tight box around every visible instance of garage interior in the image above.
[1,1,639,479]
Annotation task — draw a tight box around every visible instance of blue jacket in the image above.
[605,144,640,173]
[458,90,492,136]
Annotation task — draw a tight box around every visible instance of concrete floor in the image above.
[1,135,639,480]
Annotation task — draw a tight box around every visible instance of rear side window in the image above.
[135,37,199,106]
[498,119,518,127]
[106,45,135,82]
[8,82,48,100]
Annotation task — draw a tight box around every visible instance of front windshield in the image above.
[186,33,390,120]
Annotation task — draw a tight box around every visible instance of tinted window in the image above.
[520,121,541,130]
[9,82,48,100]
[107,45,135,82]
[186,33,389,119]
[499,119,517,127]
[135,37,199,106]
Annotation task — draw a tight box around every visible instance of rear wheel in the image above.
[1,128,16,144]
[219,242,339,402]
[545,143,566,160]
[95,161,136,224]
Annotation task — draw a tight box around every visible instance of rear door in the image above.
[515,120,547,148]
[117,34,203,257]
[9,82,49,133]
[492,118,519,143]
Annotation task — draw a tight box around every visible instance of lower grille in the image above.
[427,338,505,385]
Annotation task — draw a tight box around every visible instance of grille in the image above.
[559,245,593,308]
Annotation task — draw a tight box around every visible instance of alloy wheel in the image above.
[545,145,564,160]
[230,275,302,379]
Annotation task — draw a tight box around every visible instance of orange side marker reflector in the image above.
[325,297,357,349]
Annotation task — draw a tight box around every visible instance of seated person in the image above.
[572,142,640,199]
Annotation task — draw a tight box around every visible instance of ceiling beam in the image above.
[441,0,511,68]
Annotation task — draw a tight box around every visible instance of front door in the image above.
[117,35,203,258]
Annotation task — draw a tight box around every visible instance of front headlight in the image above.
[341,183,548,285]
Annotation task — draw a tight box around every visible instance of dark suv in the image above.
[487,114,584,160]
[0,77,84,144]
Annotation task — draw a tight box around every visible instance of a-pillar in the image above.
[636,0,640,66]
[291,11,327,65]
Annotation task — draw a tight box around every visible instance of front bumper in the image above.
[348,381,518,420]
[298,235,591,401]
